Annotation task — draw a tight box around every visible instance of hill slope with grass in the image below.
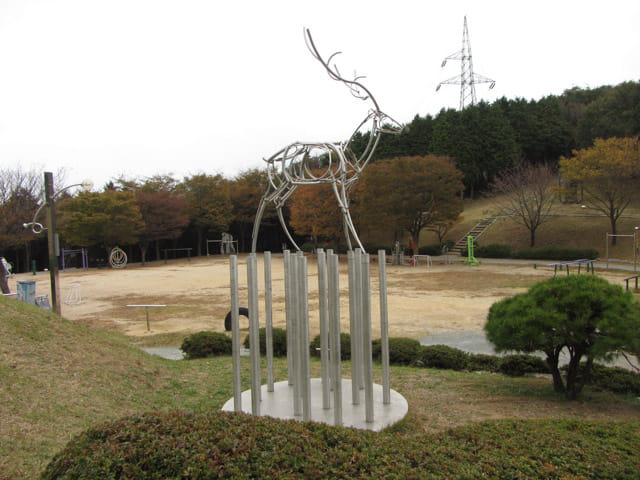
[0,297,227,478]
[2,296,640,478]
[423,197,640,261]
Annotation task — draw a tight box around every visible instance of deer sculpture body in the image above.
[251,29,403,253]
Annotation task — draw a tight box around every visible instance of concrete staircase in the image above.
[450,217,497,255]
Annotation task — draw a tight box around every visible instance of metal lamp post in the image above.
[24,172,93,314]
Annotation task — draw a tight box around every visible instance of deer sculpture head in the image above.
[251,29,403,253]
[303,28,403,167]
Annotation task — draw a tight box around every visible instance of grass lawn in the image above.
[2,296,640,478]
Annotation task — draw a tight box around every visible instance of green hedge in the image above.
[309,333,352,360]
[227,327,637,396]
[513,245,599,261]
[372,337,422,365]
[416,345,470,370]
[460,243,599,260]
[561,363,640,395]
[42,411,640,479]
[499,354,549,376]
[243,327,288,357]
[181,331,231,359]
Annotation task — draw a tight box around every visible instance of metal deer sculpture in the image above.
[251,28,403,253]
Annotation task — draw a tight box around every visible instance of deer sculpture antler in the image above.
[303,28,379,110]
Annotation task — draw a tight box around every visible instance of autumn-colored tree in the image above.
[229,169,279,252]
[289,178,344,248]
[58,190,145,257]
[490,163,558,247]
[180,174,233,256]
[357,156,464,249]
[560,137,640,245]
[136,189,189,264]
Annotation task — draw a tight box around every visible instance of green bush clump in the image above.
[476,243,513,258]
[309,332,351,360]
[365,244,390,255]
[513,245,598,261]
[371,337,422,365]
[180,331,231,359]
[562,363,640,395]
[416,345,469,370]
[589,364,640,394]
[42,411,640,479]
[242,327,288,357]
[468,353,502,372]
[418,244,447,256]
[498,354,549,376]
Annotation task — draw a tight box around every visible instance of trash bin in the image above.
[17,280,36,305]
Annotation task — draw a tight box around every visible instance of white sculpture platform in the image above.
[222,378,408,432]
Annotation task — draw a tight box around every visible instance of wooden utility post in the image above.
[44,172,61,315]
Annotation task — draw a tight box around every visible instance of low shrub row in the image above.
[562,363,640,396]
[42,411,640,479]
[461,243,599,261]
[182,331,638,394]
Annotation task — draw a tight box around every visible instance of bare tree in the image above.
[490,163,557,247]
[0,167,67,271]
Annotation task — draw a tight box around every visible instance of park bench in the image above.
[623,275,640,291]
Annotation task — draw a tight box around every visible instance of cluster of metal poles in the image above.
[228,249,391,426]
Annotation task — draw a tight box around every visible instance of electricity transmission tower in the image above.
[437,16,495,110]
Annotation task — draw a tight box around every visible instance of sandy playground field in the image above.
[6,254,633,341]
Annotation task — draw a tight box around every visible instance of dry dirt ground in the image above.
[6,254,633,341]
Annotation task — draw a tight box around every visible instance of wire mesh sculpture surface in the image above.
[251,29,403,253]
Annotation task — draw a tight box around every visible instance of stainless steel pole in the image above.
[247,253,261,415]
[378,250,391,404]
[284,250,294,385]
[317,249,331,409]
[299,252,311,421]
[328,252,342,426]
[347,250,360,404]
[264,251,274,392]
[290,253,301,416]
[362,253,374,423]
[230,255,242,411]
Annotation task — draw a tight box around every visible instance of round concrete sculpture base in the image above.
[222,378,408,432]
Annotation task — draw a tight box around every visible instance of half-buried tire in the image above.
[224,306,249,331]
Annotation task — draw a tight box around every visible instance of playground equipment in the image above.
[109,247,127,269]
[464,235,479,266]
[222,249,408,431]
[547,259,597,277]
[61,248,88,271]
[207,233,237,255]
[251,29,402,253]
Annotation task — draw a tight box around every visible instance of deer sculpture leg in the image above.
[251,197,269,254]
[277,205,302,252]
[332,181,365,252]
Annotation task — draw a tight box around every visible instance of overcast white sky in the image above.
[0,0,638,190]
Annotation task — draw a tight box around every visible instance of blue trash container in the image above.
[17,280,36,305]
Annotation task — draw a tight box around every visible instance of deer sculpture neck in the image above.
[251,29,402,254]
